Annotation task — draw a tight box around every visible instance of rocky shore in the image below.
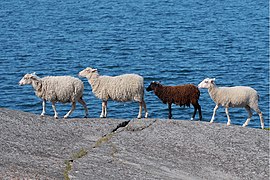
[0,108,269,179]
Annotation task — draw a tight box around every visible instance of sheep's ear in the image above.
[91,69,97,72]
[210,78,216,83]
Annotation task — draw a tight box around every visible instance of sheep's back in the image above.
[92,74,144,102]
[39,76,84,103]
[158,84,199,106]
[212,86,258,107]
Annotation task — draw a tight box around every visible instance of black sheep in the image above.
[146,81,202,120]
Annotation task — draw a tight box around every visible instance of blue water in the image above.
[0,0,269,128]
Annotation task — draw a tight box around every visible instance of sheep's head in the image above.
[146,81,162,92]
[198,78,216,89]
[79,67,98,78]
[19,73,40,86]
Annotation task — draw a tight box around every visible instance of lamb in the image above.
[146,81,202,120]
[198,78,264,129]
[18,73,88,119]
[78,67,148,119]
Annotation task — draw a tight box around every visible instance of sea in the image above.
[0,0,269,128]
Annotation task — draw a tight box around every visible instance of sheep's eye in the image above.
[205,81,208,83]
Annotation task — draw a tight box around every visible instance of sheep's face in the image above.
[19,74,37,86]
[79,67,97,78]
[198,78,215,89]
[146,81,162,91]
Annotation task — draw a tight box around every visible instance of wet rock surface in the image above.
[0,108,269,179]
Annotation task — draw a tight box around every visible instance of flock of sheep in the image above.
[18,67,264,129]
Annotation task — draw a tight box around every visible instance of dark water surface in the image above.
[0,0,269,128]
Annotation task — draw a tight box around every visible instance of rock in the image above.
[0,108,269,180]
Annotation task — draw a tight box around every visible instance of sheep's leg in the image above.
[191,100,198,120]
[249,104,264,129]
[251,106,264,129]
[142,100,148,118]
[78,98,88,118]
[137,102,142,119]
[243,106,252,127]
[100,101,107,118]
[64,102,76,119]
[258,111,264,129]
[198,104,202,121]
[225,107,231,126]
[168,103,172,119]
[210,105,218,123]
[104,101,107,117]
[191,106,197,120]
[40,100,46,117]
[100,102,104,118]
[51,101,58,119]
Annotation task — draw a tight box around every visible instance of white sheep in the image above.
[19,73,88,119]
[79,67,148,119]
[198,78,264,129]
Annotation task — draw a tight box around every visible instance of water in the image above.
[0,0,268,128]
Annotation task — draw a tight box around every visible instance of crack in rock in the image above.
[64,120,131,179]
[126,119,157,131]
[111,120,131,133]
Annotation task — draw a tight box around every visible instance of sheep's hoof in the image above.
[100,115,106,118]
[84,116,88,118]
[227,123,231,126]
[40,114,45,118]
[54,116,59,119]
[190,118,194,120]
[145,112,149,118]
[242,124,247,127]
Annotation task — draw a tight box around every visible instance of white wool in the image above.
[209,86,258,108]
[19,73,88,118]
[35,76,84,103]
[79,67,148,118]
[91,74,144,102]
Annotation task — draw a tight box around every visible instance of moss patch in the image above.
[93,132,114,148]
[72,148,88,159]
[64,160,72,180]
[64,148,88,180]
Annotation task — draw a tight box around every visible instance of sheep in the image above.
[146,81,202,120]
[198,78,264,129]
[18,73,88,119]
[78,67,148,119]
